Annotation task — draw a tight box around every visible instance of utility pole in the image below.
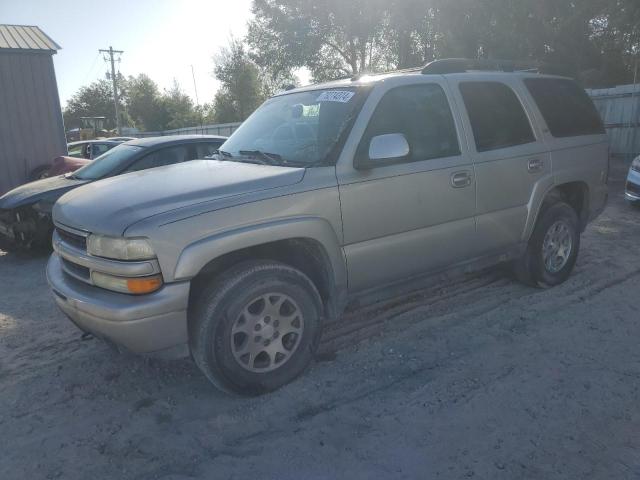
[99,46,124,135]
[191,65,204,132]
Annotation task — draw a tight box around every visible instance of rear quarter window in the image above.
[524,78,605,138]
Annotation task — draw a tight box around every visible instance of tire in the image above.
[29,165,51,181]
[0,235,16,253]
[513,201,580,288]
[189,260,323,395]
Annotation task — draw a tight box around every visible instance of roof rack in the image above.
[351,65,423,81]
[421,58,542,75]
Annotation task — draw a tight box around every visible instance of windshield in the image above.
[220,86,369,166]
[72,144,143,180]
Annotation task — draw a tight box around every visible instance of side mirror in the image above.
[356,133,410,169]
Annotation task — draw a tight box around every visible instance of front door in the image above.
[336,80,477,292]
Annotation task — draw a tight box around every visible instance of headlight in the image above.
[632,156,640,172]
[87,234,156,260]
[91,271,163,294]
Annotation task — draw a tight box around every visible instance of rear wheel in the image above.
[514,201,580,288]
[189,261,323,395]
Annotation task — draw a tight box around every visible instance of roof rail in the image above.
[421,58,542,75]
[351,65,423,81]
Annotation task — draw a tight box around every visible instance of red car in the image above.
[44,139,126,178]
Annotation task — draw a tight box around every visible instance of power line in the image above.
[99,46,124,135]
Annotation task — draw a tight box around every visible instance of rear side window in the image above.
[524,78,605,137]
[459,81,535,152]
[357,83,460,164]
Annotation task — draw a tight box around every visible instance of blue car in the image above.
[625,155,640,205]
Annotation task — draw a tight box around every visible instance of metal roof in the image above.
[0,25,60,52]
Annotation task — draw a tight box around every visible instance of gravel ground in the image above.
[1,163,639,479]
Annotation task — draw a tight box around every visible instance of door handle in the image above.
[527,157,543,173]
[451,171,472,188]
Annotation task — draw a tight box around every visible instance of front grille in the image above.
[56,227,87,251]
[626,181,640,196]
[61,257,91,281]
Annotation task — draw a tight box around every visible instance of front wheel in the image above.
[514,201,580,288]
[189,261,323,395]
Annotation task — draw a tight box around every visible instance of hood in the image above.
[53,160,305,235]
[0,175,89,210]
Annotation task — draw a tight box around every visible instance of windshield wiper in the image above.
[214,149,234,159]
[238,150,282,165]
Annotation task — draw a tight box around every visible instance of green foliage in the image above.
[64,74,204,133]
[63,78,125,130]
[212,38,266,123]
[248,0,640,87]
[125,73,166,131]
[161,80,202,130]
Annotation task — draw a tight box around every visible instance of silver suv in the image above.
[47,60,609,394]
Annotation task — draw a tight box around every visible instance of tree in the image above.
[63,78,125,130]
[212,38,266,123]
[160,80,201,130]
[248,0,391,81]
[126,74,166,131]
[247,0,637,87]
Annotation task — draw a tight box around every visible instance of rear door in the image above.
[448,76,552,253]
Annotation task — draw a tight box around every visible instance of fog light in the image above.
[91,271,163,295]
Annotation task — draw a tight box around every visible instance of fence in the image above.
[587,84,640,161]
[133,122,242,138]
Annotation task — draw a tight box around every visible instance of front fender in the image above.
[173,216,347,291]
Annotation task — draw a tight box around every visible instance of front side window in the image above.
[460,81,535,152]
[357,83,460,164]
[220,86,370,166]
[126,145,191,172]
[67,143,85,158]
[524,78,605,138]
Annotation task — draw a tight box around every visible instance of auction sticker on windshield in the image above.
[316,91,355,103]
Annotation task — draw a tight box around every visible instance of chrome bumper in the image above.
[47,253,190,354]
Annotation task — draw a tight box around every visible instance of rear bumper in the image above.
[47,253,190,354]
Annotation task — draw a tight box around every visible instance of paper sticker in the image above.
[316,90,355,103]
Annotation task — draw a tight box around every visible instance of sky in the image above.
[1,0,257,107]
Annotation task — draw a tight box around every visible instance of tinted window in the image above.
[357,84,460,164]
[524,78,605,137]
[126,145,191,172]
[459,81,535,152]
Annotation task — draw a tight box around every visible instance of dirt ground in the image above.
[1,163,640,480]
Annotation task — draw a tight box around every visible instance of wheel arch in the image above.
[525,181,590,241]
[175,217,348,320]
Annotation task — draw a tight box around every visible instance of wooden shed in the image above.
[0,25,66,195]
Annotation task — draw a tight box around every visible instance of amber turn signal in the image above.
[126,276,163,294]
[91,271,163,295]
